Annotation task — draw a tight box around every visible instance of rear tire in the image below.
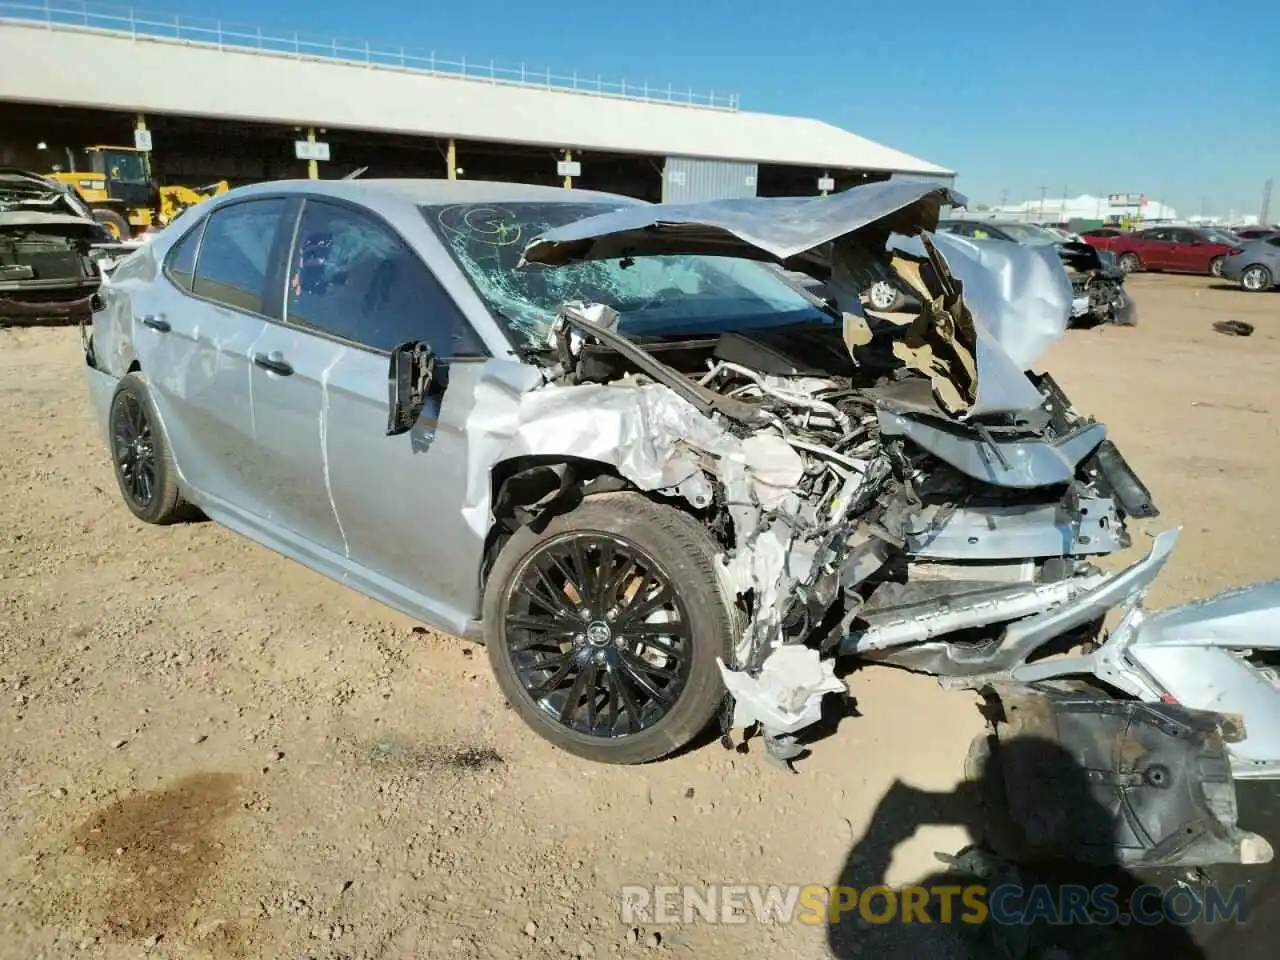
[1241,265,1272,292]
[1118,252,1141,273]
[92,208,131,241]
[108,374,184,524]
[1209,256,1225,277]
[483,492,737,764]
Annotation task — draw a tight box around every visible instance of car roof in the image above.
[218,177,640,208]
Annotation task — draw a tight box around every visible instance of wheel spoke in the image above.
[591,539,616,610]
[583,663,601,731]
[611,663,645,732]
[507,613,580,635]
[618,653,677,703]
[529,566,580,621]
[626,633,683,659]
[599,554,636,610]
[559,662,593,725]
[604,669,620,735]
[624,621,688,641]
[527,654,577,699]
[616,584,674,629]
[567,537,598,609]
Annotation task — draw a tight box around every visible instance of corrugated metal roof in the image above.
[0,21,952,176]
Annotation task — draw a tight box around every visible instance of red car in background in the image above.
[1079,226,1237,276]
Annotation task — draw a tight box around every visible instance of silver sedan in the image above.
[84,178,836,764]
[1221,236,1280,291]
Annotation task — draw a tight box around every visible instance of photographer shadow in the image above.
[826,733,1213,959]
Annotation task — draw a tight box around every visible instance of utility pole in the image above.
[1000,188,1009,208]
[1261,178,1273,225]
[1037,185,1048,220]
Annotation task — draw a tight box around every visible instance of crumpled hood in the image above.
[522,180,964,266]
[522,182,1073,417]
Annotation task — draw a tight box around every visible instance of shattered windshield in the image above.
[424,201,826,348]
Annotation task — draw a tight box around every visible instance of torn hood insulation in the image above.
[522,183,1072,418]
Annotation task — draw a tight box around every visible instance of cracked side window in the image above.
[286,200,485,356]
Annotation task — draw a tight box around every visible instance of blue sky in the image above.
[165,0,1277,217]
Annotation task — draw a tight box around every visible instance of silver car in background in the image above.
[1222,235,1280,291]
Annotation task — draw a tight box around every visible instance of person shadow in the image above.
[824,713,1265,960]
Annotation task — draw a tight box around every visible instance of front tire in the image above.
[1118,252,1141,274]
[483,492,737,764]
[1241,265,1272,292]
[108,374,184,524]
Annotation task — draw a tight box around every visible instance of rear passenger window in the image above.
[192,199,287,315]
[285,200,485,356]
[165,221,203,292]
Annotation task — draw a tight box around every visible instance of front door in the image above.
[269,198,495,632]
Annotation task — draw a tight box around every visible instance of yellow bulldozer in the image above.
[44,145,228,239]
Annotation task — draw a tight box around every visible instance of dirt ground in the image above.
[1,274,1277,960]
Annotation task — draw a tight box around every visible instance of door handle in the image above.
[140,314,170,332]
[253,352,293,376]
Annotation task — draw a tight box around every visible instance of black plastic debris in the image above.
[1213,320,1255,336]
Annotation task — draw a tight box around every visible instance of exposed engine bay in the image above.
[540,284,1157,744]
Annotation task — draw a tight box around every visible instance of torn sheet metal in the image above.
[902,497,1124,559]
[717,645,846,735]
[909,231,1073,370]
[521,180,964,266]
[444,359,732,538]
[843,575,1108,655]
[877,407,1107,488]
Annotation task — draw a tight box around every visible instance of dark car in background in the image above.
[1222,236,1280,292]
[938,218,1134,325]
[1081,225,1236,276]
[1234,226,1280,242]
[0,167,115,324]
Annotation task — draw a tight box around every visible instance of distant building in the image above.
[981,193,1177,226]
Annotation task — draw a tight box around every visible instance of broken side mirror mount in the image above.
[386,340,436,436]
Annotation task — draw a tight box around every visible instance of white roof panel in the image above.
[0,21,952,176]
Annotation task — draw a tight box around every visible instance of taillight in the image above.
[1229,248,1244,256]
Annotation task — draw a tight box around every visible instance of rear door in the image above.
[262,197,493,629]
[133,198,289,511]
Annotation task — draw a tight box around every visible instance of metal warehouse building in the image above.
[0,2,954,202]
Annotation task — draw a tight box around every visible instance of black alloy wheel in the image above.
[107,374,184,524]
[504,533,692,738]
[111,389,156,510]
[482,491,737,764]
